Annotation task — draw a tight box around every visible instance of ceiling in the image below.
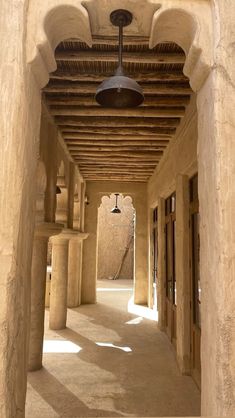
[44,36,192,183]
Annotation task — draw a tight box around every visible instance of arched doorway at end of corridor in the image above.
[96,194,135,309]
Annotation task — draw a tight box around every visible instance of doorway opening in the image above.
[96,194,135,306]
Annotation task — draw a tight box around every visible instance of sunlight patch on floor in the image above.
[97,287,133,292]
[125,316,144,325]
[96,342,132,352]
[43,340,82,354]
[128,296,158,321]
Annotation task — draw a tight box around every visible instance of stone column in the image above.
[28,223,62,371]
[175,175,190,374]
[67,233,88,308]
[49,229,78,330]
[157,198,166,331]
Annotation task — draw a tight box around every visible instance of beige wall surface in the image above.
[148,95,198,207]
[97,194,134,281]
[147,95,198,374]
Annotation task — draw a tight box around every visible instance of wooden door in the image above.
[189,175,201,388]
[152,208,158,308]
[165,193,177,349]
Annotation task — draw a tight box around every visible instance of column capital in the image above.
[70,231,89,243]
[34,222,63,238]
[50,228,89,243]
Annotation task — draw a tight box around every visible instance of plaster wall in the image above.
[147,96,198,374]
[148,96,198,205]
[97,194,134,281]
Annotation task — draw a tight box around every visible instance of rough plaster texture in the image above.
[82,182,148,306]
[197,3,235,412]
[97,194,134,281]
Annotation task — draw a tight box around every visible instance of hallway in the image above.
[26,280,200,417]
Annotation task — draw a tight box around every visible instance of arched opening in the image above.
[96,194,135,308]
[27,7,205,416]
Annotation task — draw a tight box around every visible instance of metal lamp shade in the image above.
[95,75,144,108]
[111,206,122,213]
[95,9,144,108]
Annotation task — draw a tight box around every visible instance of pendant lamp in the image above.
[95,9,144,108]
[111,193,121,213]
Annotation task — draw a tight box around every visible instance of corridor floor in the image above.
[26,280,200,417]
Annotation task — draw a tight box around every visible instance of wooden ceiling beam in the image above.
[62,132,171,140]
[50,106,185,118]
[60,127,175,136]
[78,162,157,167]
[46,96,190,107]
[50,71,188,83]
[77,163,157,168]
[75,159,160,165]
[55,116,180,128]
[67,146,165,152]
[65,141,169,147]
[81,167,151,172]
[44,82,191,95]
[72,154,162,160]
[55,50,185,64]
[84,178,148,183]
[80,172,154,176]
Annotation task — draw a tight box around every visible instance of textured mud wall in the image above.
[97,195,134,281]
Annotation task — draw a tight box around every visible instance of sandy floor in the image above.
[26,279,200,417]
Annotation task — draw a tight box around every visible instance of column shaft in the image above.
[49,239,69,330]
[67,240,83,307]
[28,236,48,371]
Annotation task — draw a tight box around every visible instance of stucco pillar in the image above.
[67,233,88,308]
[49,229,78,330]
[28,223,62,371]
[157,198,166,331]
[198,63,235,415]
[175,175,190,374]
[81,194,98,304]
[0,2,42,416]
